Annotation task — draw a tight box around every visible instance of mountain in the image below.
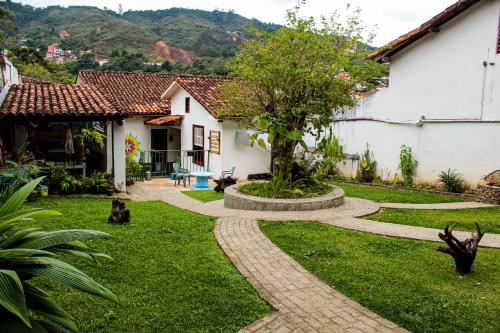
[0,0,281,64]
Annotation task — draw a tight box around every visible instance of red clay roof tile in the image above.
[0,82,122,118]
[78,71,175,115]
[173,74,233,118]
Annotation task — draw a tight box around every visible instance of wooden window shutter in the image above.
[185,97,190,113]
[209,130,220,154]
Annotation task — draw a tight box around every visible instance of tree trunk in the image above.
[437,223,484,274]
[272,141,296,183]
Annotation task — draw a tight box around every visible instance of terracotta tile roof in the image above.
[144,115,183,126]
[0,82,123,118]
[369,0,481,62]
[78,71,175,115]
[20,77,55,84]
[173,75,233,118]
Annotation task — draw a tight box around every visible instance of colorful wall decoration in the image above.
[125,133,140,157]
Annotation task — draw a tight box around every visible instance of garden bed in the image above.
[224,183,344,211]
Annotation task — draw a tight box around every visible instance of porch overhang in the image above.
[145,115,183,126]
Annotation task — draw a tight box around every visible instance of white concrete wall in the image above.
[220,121,271,179]
[123,116,152,161]
[332,0,500,186]
[334,121,500,185]
[0,55,19,105]
[169,88,271,179]
[170,88,224,176]
[112,120,126,192]
[106,123,113,173]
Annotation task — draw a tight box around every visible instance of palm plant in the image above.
[0,177,117,332]
[439,169,465,193]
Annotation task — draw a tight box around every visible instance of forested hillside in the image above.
[1,0,280,63]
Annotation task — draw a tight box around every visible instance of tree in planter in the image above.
[219,2,382,186]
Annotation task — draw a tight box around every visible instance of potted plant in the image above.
[75,126,106,162]
[40,184,48,197]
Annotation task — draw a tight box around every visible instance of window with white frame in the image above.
[193,126,204,147]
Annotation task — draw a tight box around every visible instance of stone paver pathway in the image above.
[128,180,500,248]
[127,180,500,332]
[217,217,406,332]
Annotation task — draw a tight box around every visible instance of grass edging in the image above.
[327,179,475,199]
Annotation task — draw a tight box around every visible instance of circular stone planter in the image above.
[224,183,345,211]
[476,170,500,204]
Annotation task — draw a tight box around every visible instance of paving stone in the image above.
[127,179,500,332]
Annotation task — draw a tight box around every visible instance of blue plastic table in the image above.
[190,171,214,189]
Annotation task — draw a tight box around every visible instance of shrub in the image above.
[46,165,81,194]
[438,169,465,193]
[126,156,142,184]
[238,178,331,199]
[356,144,377,183]
[399,145,418,186]
[316,134,344,179]
[81,171,114,194]
[0,178,116,331]
[0,160,41,201]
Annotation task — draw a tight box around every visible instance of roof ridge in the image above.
[79,70,176,77]
[174,73,233,80]
[369,0,481,62]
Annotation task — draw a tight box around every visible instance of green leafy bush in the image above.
[0,160,41,203]
[399,145,418,186]
[238,179,331,199]
[438,169,465,193]
[356,144,377,183]
[46,166,81,194]
[316,134,344,179]
[0,178,116,331]
[81,171,114,194]
[126,156,142,184]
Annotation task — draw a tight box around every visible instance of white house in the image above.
[0,53,19,103]
[77,71,270,190]
[333,0,500,186]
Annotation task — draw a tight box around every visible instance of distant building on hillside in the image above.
[45,44,76,64]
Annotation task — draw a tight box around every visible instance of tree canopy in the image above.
[221,2,382,182]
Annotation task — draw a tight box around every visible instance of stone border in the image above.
[475,183,500,204]
[224,183,344,211]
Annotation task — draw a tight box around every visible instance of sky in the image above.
[12,0,457,46]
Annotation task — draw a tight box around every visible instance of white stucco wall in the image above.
[220,121,271,179]
[112,120,126,191]
[0,55,19,105]
[169,87,224,176]
[123,116,152,160]
[169,87,270,179]
[332,0,500,186]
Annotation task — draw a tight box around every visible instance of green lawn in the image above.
[368,208,500,234]
[181,189,224,202]
[26,198,271,332]
[261,221,500,333]
[332,181,467,203]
